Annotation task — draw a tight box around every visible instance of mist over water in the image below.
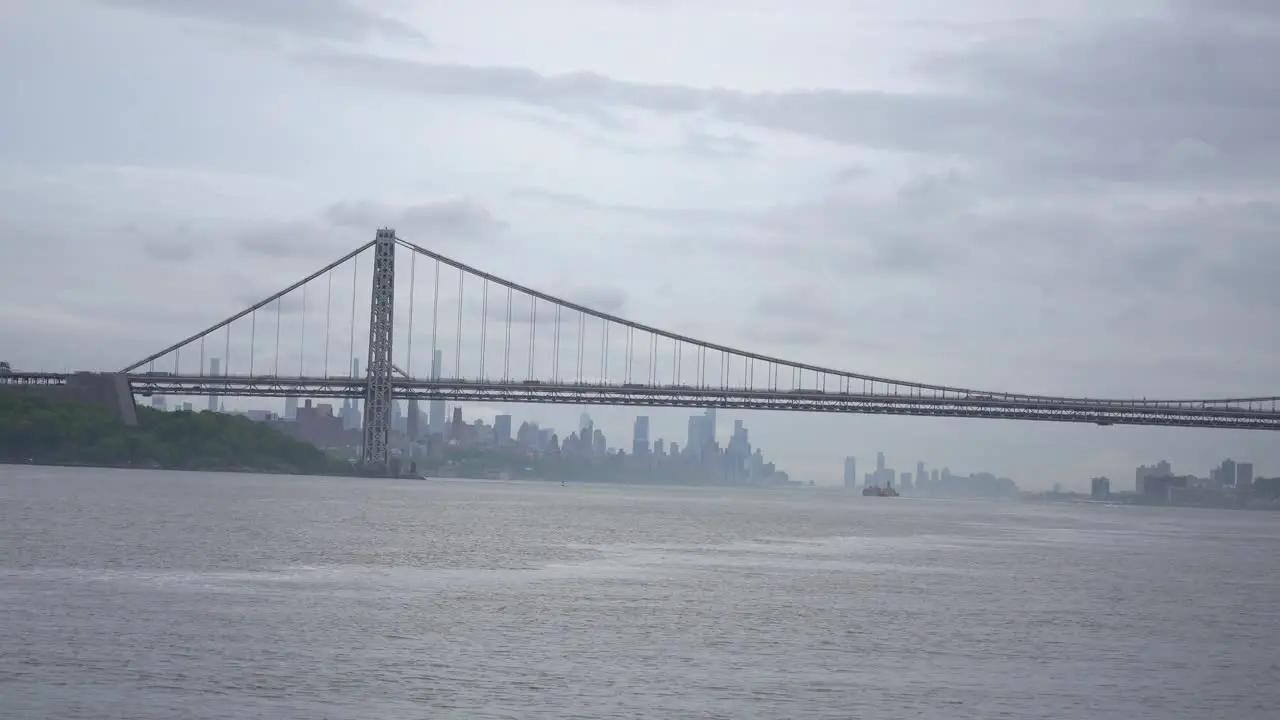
[1,467,1276,719]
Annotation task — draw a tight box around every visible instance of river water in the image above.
[1,467,1276,719]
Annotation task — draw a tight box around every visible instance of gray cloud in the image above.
[234,199,508,260]
[327,199,507,245]
[230,289,307,316]
[463,285,629,323]
[922,9,1280,185]
[296,2,1280,188]
[510,186,749,228]
[565,286,629,315]
[135,226,200,262]
[753,286,851,327]
[737,324,828,348]
[680,129,757,160]
[94,0,426,43]
[302,50,967,152]
[832,165,870,185]
[236,220,320,259]
[1173,0,1280,24]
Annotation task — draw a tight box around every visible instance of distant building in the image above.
[1142,474,1189,504]
[1210,459,1237,487]
[632,416,650,455]
[276,399,355,449]
[1091,476,1111,500]
[494,414,512,445]
[407,399,420,441]
[1255,477,1280,500]
[843,457,857,488]
[1135,460,1172,494]
[450,407,464,443]
[428,350,445,435]
[207,358,221,412]
[1236,462,1254,489]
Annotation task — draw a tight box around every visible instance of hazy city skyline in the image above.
[1,1,1278,488]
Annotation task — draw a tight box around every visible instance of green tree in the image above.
[0,392,350,475]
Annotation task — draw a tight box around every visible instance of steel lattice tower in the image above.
[361,228,396,470]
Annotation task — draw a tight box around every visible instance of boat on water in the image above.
[862,485,899,497]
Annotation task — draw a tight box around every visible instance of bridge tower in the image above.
[360,228,396,471]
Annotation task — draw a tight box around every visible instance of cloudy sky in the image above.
[2,0,1277,488]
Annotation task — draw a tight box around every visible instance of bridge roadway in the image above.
[6,372,1279,431]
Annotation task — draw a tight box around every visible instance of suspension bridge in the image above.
[3,229,1278,470]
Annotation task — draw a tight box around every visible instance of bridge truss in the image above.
[7,229,1275,471]
[121,375,1280,432]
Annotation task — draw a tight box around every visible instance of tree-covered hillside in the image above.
[0,392,349,475]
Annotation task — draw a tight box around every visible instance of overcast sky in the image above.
[2,0,1277,488]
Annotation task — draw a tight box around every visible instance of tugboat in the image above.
[862,483,899,497]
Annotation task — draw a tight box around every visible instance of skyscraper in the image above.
[450,406,464,442]
[632,416,650,455]
[284,396,298,420]
[843,457,858,488]
[686,415,703,457]
[407,399,420,441]
[207,358,221,412]
[494,414,512,445]
[428,349,445,435]
[348,357,361,423]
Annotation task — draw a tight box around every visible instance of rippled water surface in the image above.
[2,466,1277,719]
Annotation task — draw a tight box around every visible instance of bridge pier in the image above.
[360,228,396,472]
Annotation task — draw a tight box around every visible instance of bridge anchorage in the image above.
[23,227,1263,474]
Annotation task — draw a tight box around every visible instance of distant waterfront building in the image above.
[1235,462,1254,488]
[632,416,650,455]
[428,350,445,435]
[450,407,464,443]
[843,457,858,488]
[407,400,420,441]
[1135,460,1173,494]
[494,414,512,445]
[1091,476,1111,500]
[207,358,221,412]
